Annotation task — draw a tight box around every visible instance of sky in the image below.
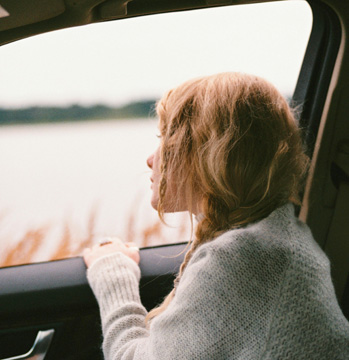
[0,1,312,108]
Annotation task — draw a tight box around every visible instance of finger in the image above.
[128,248,140,264]
[83,248,91,267]
[125,242,138,248]
[92,243,99,250]
[129,246,139,252]
[112,237,124,245]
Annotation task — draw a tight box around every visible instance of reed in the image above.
[0,208,189,267]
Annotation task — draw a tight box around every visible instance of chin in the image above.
[155,202,188,214]
[150,197,159,210]
[150,200,173,213]
[151,203,158,211]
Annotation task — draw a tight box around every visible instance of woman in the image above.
[83,73,349,359]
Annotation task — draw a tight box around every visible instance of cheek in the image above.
[150,180,161,210]
[153,151,161,172]
[150,174,160,210]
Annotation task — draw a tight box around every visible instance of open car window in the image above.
[0,1,312,267]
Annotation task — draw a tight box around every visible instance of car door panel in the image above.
[0,243,186,360]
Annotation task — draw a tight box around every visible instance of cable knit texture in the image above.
[87,203,349,359]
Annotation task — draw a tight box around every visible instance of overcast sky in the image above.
[0,1,312,108]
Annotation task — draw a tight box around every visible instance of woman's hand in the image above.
[83,238,140,268]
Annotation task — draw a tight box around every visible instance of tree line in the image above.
[0,100,156,125]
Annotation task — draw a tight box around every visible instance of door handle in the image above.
[2,329,54,360]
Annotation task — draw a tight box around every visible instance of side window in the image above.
[0,1,312,267]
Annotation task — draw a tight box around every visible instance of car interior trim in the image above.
[1,329,55,360]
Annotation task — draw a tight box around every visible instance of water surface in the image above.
[0,119,190,264]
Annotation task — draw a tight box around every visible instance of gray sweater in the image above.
[87,203,349,359]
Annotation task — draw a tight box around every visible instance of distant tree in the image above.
[0,100,157,125]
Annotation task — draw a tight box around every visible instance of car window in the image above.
[0,1,312,267]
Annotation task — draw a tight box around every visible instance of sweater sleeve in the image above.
[86,231,290,360]
[87,252,150,359]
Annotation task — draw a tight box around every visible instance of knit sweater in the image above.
[87,203,349,359]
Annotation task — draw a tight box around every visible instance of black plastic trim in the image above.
[0,243,187,320]
[292,1,341,157]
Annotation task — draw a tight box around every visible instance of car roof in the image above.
[0,0,279,46]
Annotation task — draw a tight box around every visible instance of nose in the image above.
[147,153,154,169]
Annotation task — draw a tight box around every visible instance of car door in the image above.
[0,0,348,359]
[0,243,187,360]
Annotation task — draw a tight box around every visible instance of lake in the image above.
[0,119,191,265]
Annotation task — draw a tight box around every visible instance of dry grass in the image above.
[1,225,50,267]
[0,207,189,268]
[0,211,97,267]
[125,206,190,247]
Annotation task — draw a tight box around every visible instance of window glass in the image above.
[0,1,312,267]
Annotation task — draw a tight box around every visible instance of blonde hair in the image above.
[146,72,309,323]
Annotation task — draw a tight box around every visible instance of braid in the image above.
[162,204,231,307]
[144,229,211,326]
[147,203,230,325]
[173,237,203,286]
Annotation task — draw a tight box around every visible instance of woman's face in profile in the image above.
[147,143,199,214]
[147,145,161,210]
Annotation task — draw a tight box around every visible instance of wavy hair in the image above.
[146,72,309,323]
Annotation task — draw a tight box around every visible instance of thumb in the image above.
[127,245,140,264]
